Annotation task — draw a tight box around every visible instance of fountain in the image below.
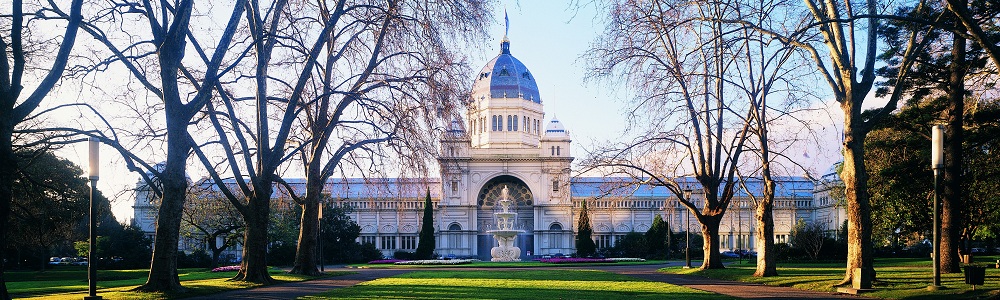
[486,185,523,262]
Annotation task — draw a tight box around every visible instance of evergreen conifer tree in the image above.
[645,214,670,259]
[415,189,436,259]
[576,200,597,257]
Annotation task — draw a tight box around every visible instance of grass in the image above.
[9,266,353,300]
[660,256,1000,299]
[351,259,668,268]
[305,269,731,299]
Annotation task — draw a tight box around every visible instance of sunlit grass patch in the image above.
[11,268,351,300]
[659,257,1000,299]
[351,259,667,269]
[305,269,729,300]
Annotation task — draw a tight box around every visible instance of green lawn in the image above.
[352,260,668,268]
[305,269,730,299]
[660,257,1000,299]
[9,267,351,300]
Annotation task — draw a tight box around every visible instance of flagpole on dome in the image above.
[504,8,509,38]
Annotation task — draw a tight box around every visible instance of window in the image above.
[551,146,555,155]
[498,115,503,131]
[596,235,613,249]
[448,146,455,156]
[400,236,417,250]
[451,181,458,192]
[360,236,376,246]
[380,236,396,250]
[507,115,513,131]
[552,179,559,192]
[556,146,561,156]
[523,116,527,131]
[513,115,518,131]
[491,115,496,131]
[448,223,462,231]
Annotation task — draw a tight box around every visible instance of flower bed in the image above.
[211,265,241,272]
[606,258,646,262]
[368,259,408,264]
[538,257,614,264]
[394,259,478,265]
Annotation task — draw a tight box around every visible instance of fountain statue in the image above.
[486,185,524,262]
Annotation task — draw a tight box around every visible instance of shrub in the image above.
[394,251,416,260]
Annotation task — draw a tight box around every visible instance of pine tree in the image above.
[645,214,669,259]
[576,200,597,257]
[415,189,436,259]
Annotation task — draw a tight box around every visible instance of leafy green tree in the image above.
[645,215,671,259]
[875,1,999,272]
[6,152,115,270]
[576,201,596,257]
[614,232,648,258]
[320,204,380,264]
[415,190,436,260]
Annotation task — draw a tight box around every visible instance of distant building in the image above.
[133,32,845,260]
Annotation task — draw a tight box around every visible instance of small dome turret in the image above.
[544,118,568,138]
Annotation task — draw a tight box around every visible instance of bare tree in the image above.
[51,0,248,292]
[584,0,754,270]
[284,0,490,275]
[182,183,243,268]
[0,0,83,297]
[709,0,935,285]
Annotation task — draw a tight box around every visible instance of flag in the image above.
[504,9,509,36]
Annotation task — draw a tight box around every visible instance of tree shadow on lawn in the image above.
[306,282,727,300]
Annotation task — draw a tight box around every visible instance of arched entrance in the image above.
[476,175,534,260]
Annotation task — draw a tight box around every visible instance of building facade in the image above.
[133,35,845,260]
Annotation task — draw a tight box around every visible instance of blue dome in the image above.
[472,39,541,103]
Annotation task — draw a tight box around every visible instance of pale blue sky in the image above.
[63,0,843,222]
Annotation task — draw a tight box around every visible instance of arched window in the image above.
[507,115,513,131]
[549,223,562,231]
[498,115,503,131]
[448,223,462,231]
[491,115,496,131]
[513,115,518,131]
[556,146,561,156]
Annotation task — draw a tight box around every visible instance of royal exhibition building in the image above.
[133,35,846,261]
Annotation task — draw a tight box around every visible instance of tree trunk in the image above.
[134,129,190,292]
[941,29,966,274]
[753,177,777,277]
[839,120,875,287]
[699,214,724,269]
[0,126,13,299]
[233,191,274,284]
[289,181,321,275]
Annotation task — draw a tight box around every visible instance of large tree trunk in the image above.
[290,178,322,275]
[234,190,274,284]
[941,30,966,274]
[135,132,190,292]
[754,177,777,277]
[0,126,14,300]
[699,214,724,269]
[840,119,875,287]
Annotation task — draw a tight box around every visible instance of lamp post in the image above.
[86,137,102,300]
[930,125,944,290]
[683,188,693,269]
[318,202,324,273]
